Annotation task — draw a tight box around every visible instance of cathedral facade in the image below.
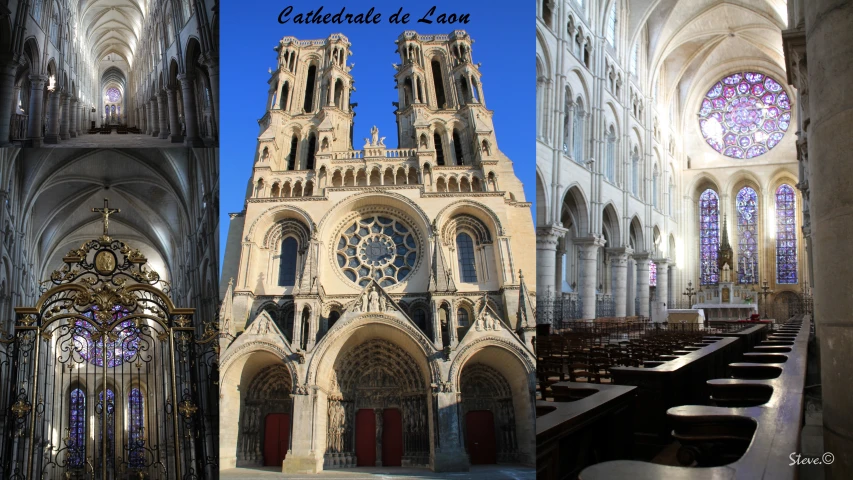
[219,31,536,473]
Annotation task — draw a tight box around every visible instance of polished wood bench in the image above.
[537,382,637,480]
[579,317,809,479]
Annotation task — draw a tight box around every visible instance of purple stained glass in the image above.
[700,189,720,285]
[106,87,121,103]
[776,185,798,284]
[737,187,759,284]
[73,307,139,367]
[97,389,115,466]
[699,72,791,159]
[649,261,657,287]
[69,388,86,468]
[129,388,145,469]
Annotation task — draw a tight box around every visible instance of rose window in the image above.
[72,307,140,368]
[336,216,418,287]
[698,72,791,159]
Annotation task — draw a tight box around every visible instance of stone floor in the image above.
[26,133,215,148]
[219,465,535,480]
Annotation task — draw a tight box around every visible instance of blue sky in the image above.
[219,1,535,268]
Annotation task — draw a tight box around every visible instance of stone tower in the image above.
[394,30,497,167]
[259,33,356,171]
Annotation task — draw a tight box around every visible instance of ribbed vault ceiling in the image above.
[79,0,145,68]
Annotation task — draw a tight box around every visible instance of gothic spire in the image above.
[428,233,457,293]
[517,270,535,329]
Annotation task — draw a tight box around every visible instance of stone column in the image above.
[576,236,605,320]
[804,1,853,476]
[555,245,565,295]
[149,99,160,137]
[635,254,651,318]
[26,75,47,147]
[626,259,636,316]
[157,91,169,139]
[178,73,205,147]
[608,247,632,317]
[59,93,70,140]
[374,408,383,466]
[202,53,219,139]
[536,226,567,302]
[166,88,183,143]
[653,258,669,322]
[0,61,18,146]
[432,388,469,471]
[68,98,78,137]
[281,391,325,473]
[44,91,61,144]
[448,307,458,348]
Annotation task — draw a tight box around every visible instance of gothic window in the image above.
[457,308,469,327]
[128,388,145,469]
[605,126,616,183]
[699,189,720,285]
[336,215,418,288]
[736,187,758,283]
[459,76,469,105]
[431,60,446,108]
[472,78,481,103]
[649,261,657,286]
[306,133,317,170]
[270,84,278,109]
[453,129,465,165]
[32,0,43,23]
[776,184,798,284]
[286,135,298,170]
[413,308,427,331]
[630,43,638,76]
[281,82,290,111]
[279,237,298,286]
[456,233,478,283]
[542,0,552,27]
[334,79,344,108]
[300,308,310,350]
[73,307,139,367]
[606,1,618,48]
[328,310,341,329]
[49,8,59,45]
[303,65,317,112]
[631,148,639,195]
[69,388,86,468]
[698,72,791,159]
[97,389,115,463]
[434,133,445,165]
[181,0,192,23]
[668,179,674,215]
[403,77,413,107]
[573,101,584,163]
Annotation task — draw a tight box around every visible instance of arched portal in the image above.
[460,363,518,464]
[237,364,294,467]
[325,338,429,468]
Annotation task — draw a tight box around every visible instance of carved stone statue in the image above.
[722,263,731,283]
[371,125,379,146]
[368,287,380,312]
[379,294,387,313]
[361,288,370,312]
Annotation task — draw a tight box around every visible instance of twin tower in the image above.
[257,30,498,170]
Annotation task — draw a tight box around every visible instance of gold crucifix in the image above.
[92,198,120,240]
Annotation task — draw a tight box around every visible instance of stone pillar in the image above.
[44,91,61,144]
[536,226,566,303]
[448,307,458,348]
[635,254,651,318]
[804,1,853,476]
[432,389,470,471]
[157,91,170,139]
[178,73,205,147]
[166,88,183,143]
[0,61,18,146]
[26,75,47,147]
[555,245,565,295]
[608,247,632,317]
[626,259,636,316]
[144,103,151,134]
[653,258,669,322]
[59,93,70,140]
[69,98,78,137]
[576,236,605,320]
[374,408,383,466]
[202,54,219,139]
[149,99,160,137]
[281,391,325,473]
[431,300,442,349]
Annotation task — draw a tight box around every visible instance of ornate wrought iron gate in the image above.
[1,226,215,478]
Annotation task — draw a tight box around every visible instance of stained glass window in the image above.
[699,189,720,285]
[649,261,657,287]
[336,216,418,287]
[698,72,791,159]
[69,388,86,468]
[606,1,617,47]
[457,308,469,327]
[737,187,759,284]
[106,87,121,103]
[97,389,115,465]
[73,307,140,367]
[776,184,798,284]
[456,233,478,283]
[129,388,145,469]
[279,237,298,286]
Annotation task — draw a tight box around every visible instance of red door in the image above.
[382,409,403,466]
[263,413,290,467]
[355,409,376,466]
[466,410,497,464]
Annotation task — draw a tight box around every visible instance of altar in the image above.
[690,263,758,320]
